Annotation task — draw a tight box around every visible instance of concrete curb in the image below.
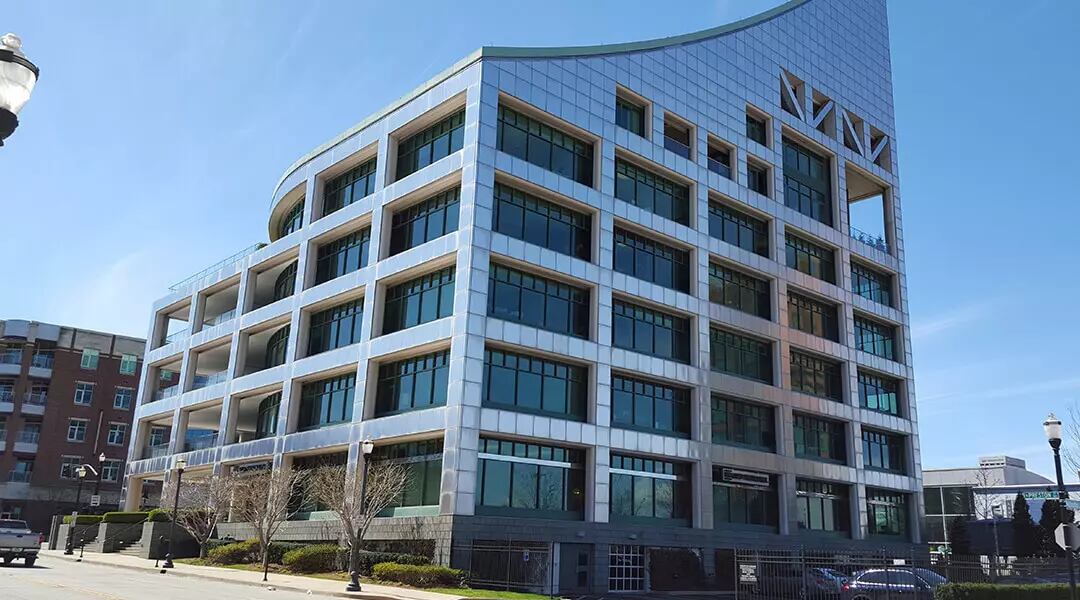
[42,552,437,600]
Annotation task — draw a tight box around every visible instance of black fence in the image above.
[451,540,553,593]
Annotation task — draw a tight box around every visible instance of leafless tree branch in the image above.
[162,472,236,558]
[230,466,307,581]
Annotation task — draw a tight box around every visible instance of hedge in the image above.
[347,549,429,576]
[146,508,171,522]
[62,515,103,525]
[372,563,464,588]
[267,542,308,565]
[101,511,149,524]
[936,583,1072,600]
[283,544,340,573]
[207,539,260,565]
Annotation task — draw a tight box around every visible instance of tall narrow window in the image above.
[708,328,772,384]
[611,374,690,437]
[713,467,777,530]
[492,183,591,261]
[787,291,839,341]
[785,233,836,284]
[709,262,770,319]
[851,262,894,307]
[272,262,298,302]
[746,111,768,146]
[708,202,769,257]
[858,370,900,416]
[264,325,290,368]
[862,429,905,473]
[73,382,94,405]
[382,268,455,335]
[314,228,371,285]
[663,114,692,159]
[488,264,590,339]
[396,109,465,180]
[388,187,460,256]
[711,395,775,451]
[297,374,355,430]
[323,157,377,217]
[483,348,587,421]
[866,489,908,538]
[790,350,843,401]
[373,439,444,513]
[255,392,281,439]
[793,414,846,463]
[497,104,593,186]
[854,315,897,360]
[612,300,691,364]
[307,299,363,356]
[796,479,850,535]
[475,437,586,520]
[119,354,138,375]
[609,454,691,524]
[747,161,769,196]
[615,94,647,137]
[80,348,99,370]
[783,138,832,226]
[707,139,733,179]
[374,350,449,417]
[614,158,691,225]
[278,199,305,238]
[613,228,690,293]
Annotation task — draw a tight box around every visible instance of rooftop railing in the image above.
[850,225,888,253]
[169,243,266,292]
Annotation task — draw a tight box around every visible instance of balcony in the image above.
[663,135,691,159]
[170,243,266,292]
[14,431,39,453]
[154,384,180,402]
[202,309,237,328]
[0,390,13,413]
[850,225,888,253]
[183,430,218,452]
[146,442,171,458]
[192,370,228,390]
[30,352,53,369]
[0,350,22,365]
[164,327,190,345]
[21,392,46,415]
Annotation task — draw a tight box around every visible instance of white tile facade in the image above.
[124,0,921,558]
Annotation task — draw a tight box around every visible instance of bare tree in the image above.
[971,465,1004,520]
[161,472,236,558]
[230,466,307,581]
[308,459,409,586]
[1064,403,1080,477]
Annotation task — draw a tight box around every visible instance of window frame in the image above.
[611,299,692,364]
[782,136,833,226]
[789,349,844,401]
[373,350,450,417]
[862,429,906,474]
[382,267,455,335]
[278,198,305,239]
[67,418,89,442]
[787,290,839,341]
[858,370,901,416]
[852,261,894,307]
[854,314,898,361]
[707,136,734,179]
[483,347,588,421]
[492,181,592,261]
[662,112,693,159]
[785,232,836,284]
[487,263,591,339]
[615,89,648,138]
[107,422,127,446]
[395,108,466,181]
[609,454,691,525]
[297,374,356,431]
[610,373,691,438]
[707,200,770,257]
[497,102,594,187]
[613,225,691,293]
[708,327,773,384]
[475,437,586,520]
[746,159,770,196]
[119,354,138,375]
[113,386,134,410]
[80,348,100,371]
[709,261,771,319]
[322,156,378,217]
[73,381,95,405]
[792,413,846,463]
[712,467,778,531]
[795,478,850,535]
[614,156,691,225]
[746,108,770,146]
[711,395,776,452]
[314,227,372,285]
[387,186,461,256]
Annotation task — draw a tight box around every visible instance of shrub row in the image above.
[60,510,170,525]
[281,545,428,575]
[372,562,464,588]
[62,515,103,525]
[100,511,148,523]
[206,539,260,564]
[936,583,1072,600]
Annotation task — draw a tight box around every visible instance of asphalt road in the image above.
[0,555,323,600]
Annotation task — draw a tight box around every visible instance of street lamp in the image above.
[1045,413,1076,600]
[0,33,40,146]
[346,440,375,593]
[161,458,186,569]
[93,452,107,512]
[64,466,88,555]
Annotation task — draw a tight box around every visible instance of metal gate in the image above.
[454,539,553,593]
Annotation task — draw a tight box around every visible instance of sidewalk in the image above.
[39,548,465,600]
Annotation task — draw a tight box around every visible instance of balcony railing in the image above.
[169,243,267,291]
[707,157,732,179]
[664,135,691,159]
[163,327,190,345]
[8,472,31,483]
[850,226,888,253]
[154,384,180,401]
[184,431,218,452]
[18,431,40,444]
[0,390,13,403]
[30,352,53,369]
[0,350,21,365]
[202,309,237,327]
[23,392,46,405]
[147,442,171,458]
[193,370,228,390]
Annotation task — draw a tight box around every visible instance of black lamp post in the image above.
[0,33,39,146]
[161,458,186,569]
[64,466,88,555]
[1045,413,1076,600]
[346,439,375,593]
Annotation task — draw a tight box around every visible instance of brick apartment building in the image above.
[0,319,146,533]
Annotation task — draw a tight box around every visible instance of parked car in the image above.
[745,563,848,598]
[840,567,946,599]
[0,519,41,567]
[807,567,849,598]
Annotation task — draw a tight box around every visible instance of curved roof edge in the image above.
[269,0,806,205]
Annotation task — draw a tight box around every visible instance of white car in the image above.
[0,519,41,567]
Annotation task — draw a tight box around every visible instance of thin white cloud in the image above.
[911,302,996,341]
[919,376,1080,404]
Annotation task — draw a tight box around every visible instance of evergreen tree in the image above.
[947,517,973,556]
[1039,499,1064,556]
[1012,493,1040,557]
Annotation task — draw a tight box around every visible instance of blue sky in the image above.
[3,1,1079,478]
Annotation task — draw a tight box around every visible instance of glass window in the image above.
[862,429,905,473]
[707,141,732,179]
[74,382,94,405]
[10,459,33,482]
[314,228,371,285]
[388,187,461,256]
[107,423,126,446]
[493,183,591,261]
[497,104,593,186]
[372,439,444,511]
[614,158,690,225]
[858,370,900,416]
[941,487,975,516]
[383,268,454,335]
[609,454,690,524]
[101,459,122,482]
[713,468,777,529]
[307,299,363,356]
[119,354,138,375]
[615,95,647,137]
[866,489,908,538]
[852,262,893,307]
[19,422,40,444]
[297,374,355,431]
[611,374,690,437]
[795,479,849,534]
[396,109,466,180]
[708,328,772,384]
[786,233,836,284]
[483,348,587,420]
[663,116,692,159]
[790,350,843,401]
[272,261,298,302]
[854,315,897,360]
[613,228,690,292]
[113,387,133,410]
[612,300,690,364]
[374,350,449,417]
[264,325,290,368]
[80,348,99,370]
[488,264,589,339]
[788,291,838,341]
[278,198,305,238]
[709,262,770,319]
[708,201,769,256]
[59,456,82,479]
[793,414,846,463]
[255,392,280,439]
[475,437,585,520]
[746,112,768,146]
[711,395,775,451]
[67,418,88,442]
[323,157,377,217]
[747,162,769,196]
[782,137,832,226]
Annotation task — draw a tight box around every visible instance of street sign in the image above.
[738,564,757,584]
[1055,523,1080,551]
[89,494,101,507]
[522,550,529,562]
